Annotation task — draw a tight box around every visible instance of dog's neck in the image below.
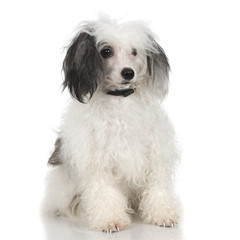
[106,88,135,97]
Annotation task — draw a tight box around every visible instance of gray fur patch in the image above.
[147,37,170,79]
[48,138,62,166]
[69,194,81,216]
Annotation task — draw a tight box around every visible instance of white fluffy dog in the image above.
[43,16,181,233]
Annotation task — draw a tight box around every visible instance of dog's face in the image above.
[63,19,170,103]
[98,42,145,91]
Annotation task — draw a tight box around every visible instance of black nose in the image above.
[121,68,135,81]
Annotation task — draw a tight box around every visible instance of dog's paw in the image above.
[102,223,121,233]
[141,205,180,228]
[100,217,131,233]
[147,214,179,228]
[155,219,177,228]
[90,213,131,232]
[140,191,181,228]
[154,207,179,227]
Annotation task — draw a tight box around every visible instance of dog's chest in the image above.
[98,100,147,139]
[62,100,161,180]
[95,103,152,158]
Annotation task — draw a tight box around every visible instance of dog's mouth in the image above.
[104,81,131,90]
[103,77,135,97]
[122,81,131,85]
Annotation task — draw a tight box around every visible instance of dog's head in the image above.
[63,17,170,103]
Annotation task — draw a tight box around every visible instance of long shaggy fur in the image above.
[43,16,181,232]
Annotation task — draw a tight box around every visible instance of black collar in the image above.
[106,88,135,97]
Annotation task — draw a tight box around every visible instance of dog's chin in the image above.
[103,81,133,92]
[122,81,131,85]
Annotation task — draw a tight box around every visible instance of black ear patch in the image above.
[146,37,170,100]
[63,32,104,103]
[147,56,152,76]
[147,39,170,79]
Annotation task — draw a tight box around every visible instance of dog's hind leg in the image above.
[42,166,80,219]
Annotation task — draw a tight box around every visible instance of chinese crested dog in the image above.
[43,17,181,233]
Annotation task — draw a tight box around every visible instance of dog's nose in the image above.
[121,68,135,81]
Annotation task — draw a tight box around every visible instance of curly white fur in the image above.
[43,16,181,232]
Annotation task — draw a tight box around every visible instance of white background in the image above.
[0,0,240,239]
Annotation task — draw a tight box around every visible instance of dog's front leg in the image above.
[80,173,131,232]
[139,163,181,227]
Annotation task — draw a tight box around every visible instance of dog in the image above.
[43,16,181,233]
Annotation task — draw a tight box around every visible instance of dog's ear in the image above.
[63,32,104,103]
[147,37,170,100]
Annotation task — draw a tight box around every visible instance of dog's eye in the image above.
[100,48,113,58]
[132,48,137,56]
